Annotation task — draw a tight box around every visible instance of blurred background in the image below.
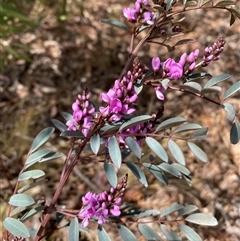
[1,0,240,240]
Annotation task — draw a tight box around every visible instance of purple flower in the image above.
[123,7,138,22]
[169,62,184,79]
[155,86,165,100]
[78,175,128,227]
[152,57,161,74]
[143,11,154,25]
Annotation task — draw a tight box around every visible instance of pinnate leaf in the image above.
[20,205,45,222]
[185,213,218,226]
[30,127,55,153]
[3,217,30,238]
[190,128,208,139]
[39,151,64,163]
[173,123,202,134]
[180,82,202,93]
[158,163,181,178]
[25,148,52,167]
[166,0,174,11]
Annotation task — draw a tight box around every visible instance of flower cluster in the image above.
[202,36,226,67]
[66,88,95,136]
[100,59,147,122]
[123,0,155,25]
[78,175,128,227]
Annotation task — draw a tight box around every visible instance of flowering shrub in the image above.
[3,0,240,241]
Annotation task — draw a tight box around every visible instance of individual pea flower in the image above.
[143,11,154,25]
[155,85,166,100]
[78,175,128,227]
[123,7,138,23]
[152,56,161,74]
[163,53,187,80]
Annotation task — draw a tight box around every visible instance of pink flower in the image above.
[155,86,165,100]
[152,57,161,73]
[123,7,138,22]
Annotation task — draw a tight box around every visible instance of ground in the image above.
[1,0,240,240]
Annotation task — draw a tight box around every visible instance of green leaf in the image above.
[179,224,202,241]
[20,205,45,222]
[160,204,183,217]
[3,217,30,238]
[18,170,45,181]
[215,1,236,7]
[201,86,222,94]
[145,137,168,162]
[166,0,174,11]
[25,148,52,166]
[119,115,153,131]
[69,217,79,241]
[223,80,240,99]
[186,72,211,82]
[190,128,208,139]
[171,163,191,176]
[180,82,202,93]
[175,39,195,47]
[143,163,168,185]
[178,205,198,216]
[200,0,213,6]
[30,127,55,153]
[230,122,240,144]
[168,139,185,165]
[138,224,162,240]
[118,225,138,241]
[18,179,48,193]
[158,163,181,178]
[39,151,64,163]
[204,73,231,88]
[126,161,148,187]
[173,123,202,134]
[61,112,73,121]
[104,161,117,188]
[125,137,142,159]
[187,142,208,162]
[138,209,161,218]
[223,103,236,122]
[156,117,186,132]
[90,134,100,155]
[100,124,121,135]
[9,194,35,207]
[101,19,129,32]
[51,119,67,132]
[160,224,182,241]
[98,225,112,241]
[185,0,198,8]
[108,136,122,168]
[185,213,218,226]
[229,12,235,26]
